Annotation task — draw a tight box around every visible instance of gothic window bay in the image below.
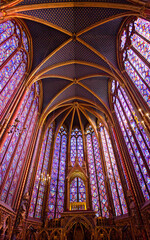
[111,80,150,201]
[119,17,150,107]
[0,82,40,207]
[69,128,86,208]
[85,125,127,217]
[0,19,31,119]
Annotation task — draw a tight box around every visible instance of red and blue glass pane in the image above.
[104,128,127,214]
[100,128,122,216]
[70,136,76,166]
[77,135,84,167]
[78,178,86,202]
[121,18,150,107]
[114,98,150,200]
[86,134,101,216]
[119,88,150,163]
[0,35,19,66]
[121,88,150,149]
[6,103,38,205]
[70,178,77,202]
[70,129,84,167]
[70,178,86,203]
[134,18,150,42]
[131,34,150,63]
[48,133,61,219]
[0,88,33,188]
[121,30,126,50]
[127,49,150,86]
[92,132,109,217]
[56,134,67,217]
[0,20,15,44]
[1,85,39,205]
[30,126,53,218]
[124,61,150,106]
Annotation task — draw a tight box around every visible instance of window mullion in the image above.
[130,45,150,69]
[118,94,150,175]
[4,100,36,204]
[0,60,23,94]
[127,58,150,90]
[135,30,150,44]
[0,33,15,47]
[0,39,22,71]
[115,102,150,197]
[120,87,150,151]
[0,91,33,192]
[0,88,31,166]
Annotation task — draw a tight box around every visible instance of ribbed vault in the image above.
[1,0,147,128]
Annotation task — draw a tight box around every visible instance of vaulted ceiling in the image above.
[5,0,145,130]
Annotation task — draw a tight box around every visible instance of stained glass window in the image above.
[119,17,150,107]
[111,80,150,201]
[0,82,40,207]
[29,124,53,218]
[0,19,30,118]
[70,177,86,203]
[70,128,84,167]
[48,126,67,219]
[98,124,128,216]
[86,126,109,217]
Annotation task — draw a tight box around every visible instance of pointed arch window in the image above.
[119,17,150,107]
[0,82,40,207]
[29,124,53,219]
[0,19,31,118]
[48,126,67,219]
[85,126,109,217]
[70,128,84,167]
[111,80,150,201]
